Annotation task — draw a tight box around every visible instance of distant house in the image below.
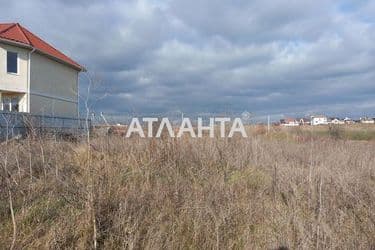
[280,118,299,126]
[360,117,375,124]
[344,117,355,124]
[298,118,310,126]
[0,23,84,118]
[311,115,328,126]
[329,117,345,125]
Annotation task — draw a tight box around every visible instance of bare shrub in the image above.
[328,125,344,140]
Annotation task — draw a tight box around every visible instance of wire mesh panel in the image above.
[0,111,91,140]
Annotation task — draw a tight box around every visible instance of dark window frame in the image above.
[7,51,18,74]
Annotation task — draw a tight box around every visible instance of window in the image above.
[7,51,18,74]
[1,96,20,112]
[2,97,11,111]
[11,97,19,112]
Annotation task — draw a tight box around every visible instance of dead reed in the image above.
[0,131,374,249]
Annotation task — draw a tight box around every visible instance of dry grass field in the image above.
[0,125,374,249]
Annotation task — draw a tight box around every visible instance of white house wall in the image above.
[29,94,77,117]
[0,43,29,93]
[30,52,79,117]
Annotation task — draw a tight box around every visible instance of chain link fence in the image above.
[0,111,91,140]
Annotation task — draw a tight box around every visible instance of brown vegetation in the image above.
[0,129,374,249]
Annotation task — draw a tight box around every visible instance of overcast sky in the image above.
[1,0,375,120]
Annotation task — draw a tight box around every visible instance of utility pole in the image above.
[267,115,270,134]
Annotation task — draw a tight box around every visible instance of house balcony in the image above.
[0,90,27,113]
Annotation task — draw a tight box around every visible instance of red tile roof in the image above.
[0,23,84,71]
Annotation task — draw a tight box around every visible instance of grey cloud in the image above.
[1,0,375,120]
[169,0,336,43]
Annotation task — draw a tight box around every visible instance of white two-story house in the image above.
[311,115,328,126]
[0,23,84,118]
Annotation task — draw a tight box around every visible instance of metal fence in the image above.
[0,111,91,140]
